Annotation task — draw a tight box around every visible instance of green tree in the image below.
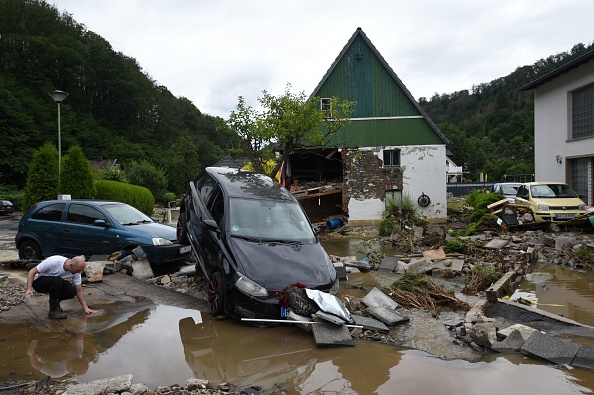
[126,159,168,204]
[228,83,356,176]
[61,144,96,198]
[166,136,202,195]
[24,142,58,207]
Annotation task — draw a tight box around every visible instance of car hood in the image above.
[122,222,177,241]
[530,197,586,208]
[227,237,336,291]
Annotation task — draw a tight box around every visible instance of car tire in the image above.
[208,271,225,316]
[19,240,42,261]
[176,211,189,245]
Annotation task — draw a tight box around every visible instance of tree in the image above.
[228,84,356,177]
[166,136,202,195]
[24,142,58,207]
[61,144,96,198]
[126,159,168,204]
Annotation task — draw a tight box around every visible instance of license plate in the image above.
[180,245,191,254]
[555,213,575,219]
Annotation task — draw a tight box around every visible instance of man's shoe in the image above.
[48,310,66,319]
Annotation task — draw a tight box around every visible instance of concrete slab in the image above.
[351,314,389,333]
[521,331,580,365]
[367,306,410,326]
[311,323,354,346]
[484,239,509,249]
[555,236,575,251]
[573,345,594,370]
[498,323,538,341]
[378,257,398,273]
[492,329,526,353]
[131,258,154,280]
[362,287,398,310]
[178,265,197,277]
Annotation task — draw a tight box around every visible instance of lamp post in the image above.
[48,90,69,193]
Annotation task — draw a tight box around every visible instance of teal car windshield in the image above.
[103,203,153,225]
[228,198,316,241]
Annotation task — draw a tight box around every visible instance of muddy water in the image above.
[2,296,594,393]
[4,242,594,393]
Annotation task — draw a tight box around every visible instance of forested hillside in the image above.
[0,0,240,193]
[1,0,592,191]
[421,42,594,181]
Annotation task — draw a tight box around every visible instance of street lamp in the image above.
[48,90,69,193]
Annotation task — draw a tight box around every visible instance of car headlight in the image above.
[152,237,173,246]
[537,205,549,211]
[235,273,268,297]
[579,204,587,211]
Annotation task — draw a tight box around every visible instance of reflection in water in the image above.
[520,264,594,327]
[27,333,89,378]
[4,268,594,392]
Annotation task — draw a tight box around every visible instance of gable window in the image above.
[572,83,594,139]
[382,149,401,168]
[320,97,332,113]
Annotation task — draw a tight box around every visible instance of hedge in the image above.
[94,180,155,216]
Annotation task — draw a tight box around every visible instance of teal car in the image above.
[15,200,191,265]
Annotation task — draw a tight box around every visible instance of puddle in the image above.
[320,238,401,260]
[518,263,594,327]
[2,298,594,393]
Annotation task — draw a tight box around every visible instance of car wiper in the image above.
[230,234,264,244]
[122,222,139,226]
[265,239,303,246]
[137,220,153,224]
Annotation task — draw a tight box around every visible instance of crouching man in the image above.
[24,255,96,319]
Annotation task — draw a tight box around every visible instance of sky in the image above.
[50,0,594,119]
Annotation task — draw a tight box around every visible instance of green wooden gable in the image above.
[311,28,449,147]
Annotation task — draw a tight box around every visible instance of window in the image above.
[382,149,401,167]
[66,204,108,225]
[31,203,65,222]
[572,83,594,139]
[572,157,590,204]
[196,174,217,203]
[320,98,332,111]
[385,189,402,209]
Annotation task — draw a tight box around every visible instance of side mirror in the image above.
[94,219,110,228]
[204,219,220,233]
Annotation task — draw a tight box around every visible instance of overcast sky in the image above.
[50,0,594,119]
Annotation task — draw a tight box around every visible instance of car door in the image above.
[27,202,66,256]
[188,175,224,278]
[60,203,116,256]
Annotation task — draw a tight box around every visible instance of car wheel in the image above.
[208,271,225,316]
[176,211,189,245]
[19,240,42,261]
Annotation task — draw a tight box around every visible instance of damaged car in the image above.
[177,167,338,323]
[514,182,589,222]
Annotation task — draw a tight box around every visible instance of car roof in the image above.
[493,182,521,186]
[37,199,126,206]
[521,181,569,186]
[205,167,296,202]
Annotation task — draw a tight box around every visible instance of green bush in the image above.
[463,191,505,236]
[444,238,469,254]
[24,142,58,208]
[126,160,168,204]
[163,192,178,205]
[0,185,25,211]
[61,145,96,199]
[94,180,155,216]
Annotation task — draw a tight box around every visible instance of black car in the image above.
[15,199,191,265]
[177,167,338,323]
[0,200,13,215]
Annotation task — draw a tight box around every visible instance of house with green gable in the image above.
[288,27,450,225]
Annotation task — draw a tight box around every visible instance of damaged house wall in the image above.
[288,27,451,224]
[344,146,447,225]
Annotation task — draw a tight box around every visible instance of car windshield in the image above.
[530,184,579,199]
[102,203,153,225]
[228,198,316,242]
[501,185,519,195]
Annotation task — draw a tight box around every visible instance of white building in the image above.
[521,50,594,205]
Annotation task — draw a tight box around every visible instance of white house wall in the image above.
[346,145,447,223]
[534,61,594,182]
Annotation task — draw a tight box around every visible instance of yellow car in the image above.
[514,182,588,222]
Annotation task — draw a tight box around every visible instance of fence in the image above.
[447,182,494,197]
